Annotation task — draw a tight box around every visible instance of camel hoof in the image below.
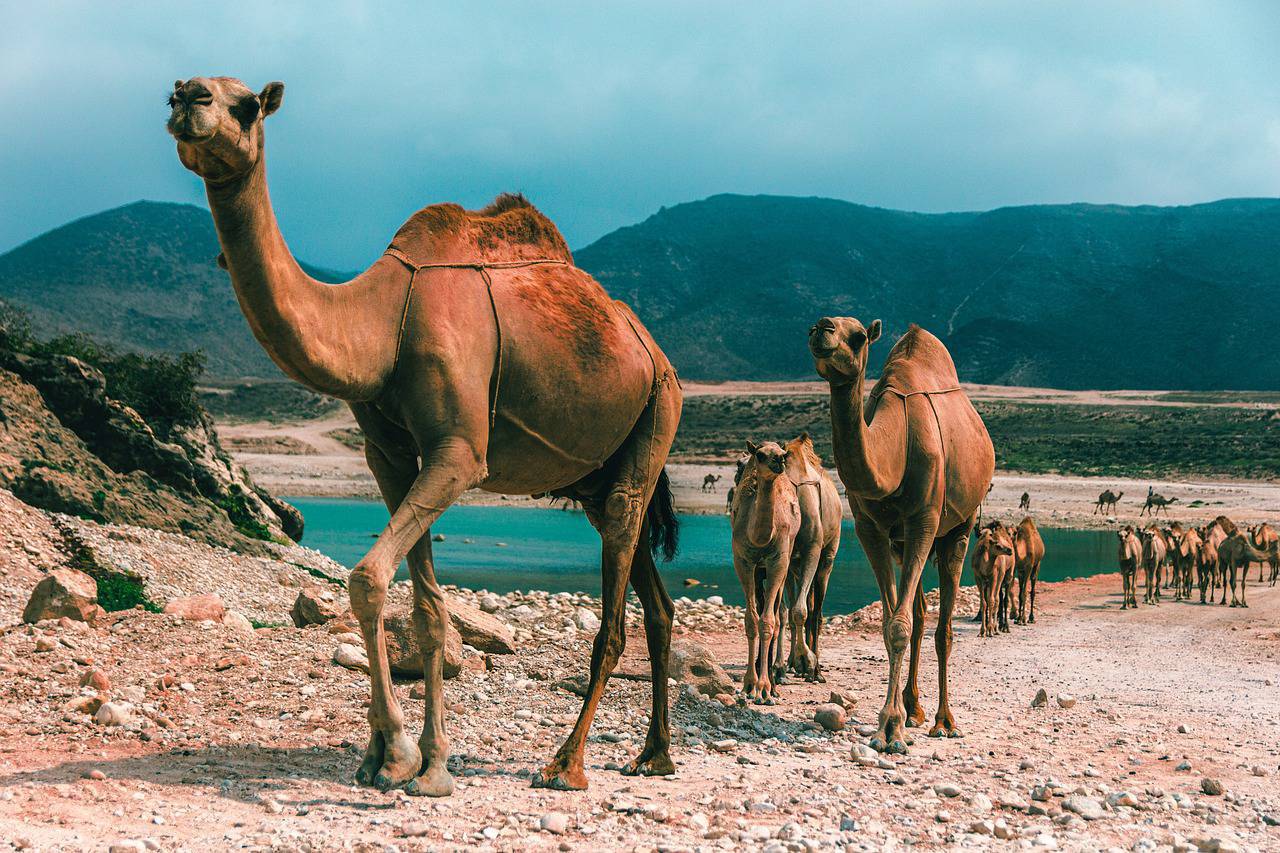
[623,752,675,777]
[929,723,963,739]
[531,765,589,791]
[364,735,420,791]
[904,711,926,728]
[888,739,909,755]
[405,766,456,798]
[868,736,888,753]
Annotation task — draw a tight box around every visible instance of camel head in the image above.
[167,77,284,184]
[974,526,1012,559]
[808,316,881,385]
[744,440,788,479]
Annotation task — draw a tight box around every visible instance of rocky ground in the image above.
[0,505,1277,852]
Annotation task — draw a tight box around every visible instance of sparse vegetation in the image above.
[212,484,273,541]
[200,379,341,423]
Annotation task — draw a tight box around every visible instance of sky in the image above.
[2,1,1278,270]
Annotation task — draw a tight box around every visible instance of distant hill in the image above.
[0,201,347,379]
[575,194,1280,389]
[4,195,1279,389]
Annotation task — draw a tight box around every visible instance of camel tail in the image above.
[646,468,680,562]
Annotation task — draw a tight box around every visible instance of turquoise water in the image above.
[289,498,1116,614]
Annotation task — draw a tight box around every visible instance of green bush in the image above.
[214,484,272,541]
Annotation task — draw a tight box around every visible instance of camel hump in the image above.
[387,193,574,265]
[874,324,961,393]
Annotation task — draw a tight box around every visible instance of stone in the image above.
[934,783,962,798]
[449,598,516,654]
[1063,794,1104,820]
[1177,723,1191,734]
[669,640,734,697]
[22,569,102,624]
[79,669,111,692]
[968,793,993,813]
[383,609,464,679]
[1195,839,1242,853]
[1199,778,1223,796]
[163,593,225,622]
[94,701,133,727]
[828,690,857,709]
[291,587,344,627]
[969,819,995,835]
[1107,791,1139,808]
[222,610,256,637]
[1031,688,1049,708]
[333,643,370,673]
[432,533,446,542]
[572,607,601,632]
[1056,694,1077,709]
[109,843,147,853]
[540,812,570,834]
[813,704,847,732]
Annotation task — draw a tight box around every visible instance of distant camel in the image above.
[1140,493,1177,516]
[1138,527,1167,605]
[1116,526,1141,609]
[1094,490,1123,514]
[725,455,748,515]
[1171,525,1202,602]
[1018,492,1031,512]
[1011,517,1045,625]
[1219,532,1274,607]
[972,523,1014,638]
[1196,524,1220,604]
[1203,516,1237,604]
[1248,523,1279,585]
[702,474,723,493]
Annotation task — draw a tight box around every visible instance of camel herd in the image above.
[1116,517,1278,610]
[971,517,1045,637]
[167,74,1270,797]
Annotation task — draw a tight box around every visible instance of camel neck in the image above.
[205,158,400,400]
[828,370,905,499]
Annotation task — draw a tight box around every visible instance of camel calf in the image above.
[1011,517,1045,625]
[1116,526,1140,609]
[972,523,1014,637]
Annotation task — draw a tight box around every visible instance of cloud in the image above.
[1,1,1277,269]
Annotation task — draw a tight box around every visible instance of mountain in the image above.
[575,194,1280,389]
[0,201,348,379]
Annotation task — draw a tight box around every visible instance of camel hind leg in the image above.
[929,516,973,738]
[804,545,836,682]
[622,537,676,778]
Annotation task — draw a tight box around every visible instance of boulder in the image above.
[813,704,847,732]
[384,609,465,679]
[291,587,345,627]
[668,639,734,697]
[449,598,515,654]
[333,643,370,673]
[23,569,103,624]
[163,593,225,622]
[222,610,257,638]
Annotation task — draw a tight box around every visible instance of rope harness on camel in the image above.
[382,249,671,472]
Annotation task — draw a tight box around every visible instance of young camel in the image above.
[1117,526,1141,609]
[730,441,801,704]
[1011,516,1046,625]
[809,319,994,753]
[168,77,682,795]
[1094,490,1123,514]
[971,523,1014,638]
[1248,523,1279,586]
[1139,527,1167,605]
[780,433,842,683]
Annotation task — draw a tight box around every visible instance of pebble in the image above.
[1063,794,1104,820]
[813,703,846,732]
[1031,688,1049,708]
[969,819,994,835]
[540,812,569,834]
[933,783,962,798]
[968,792,993,813]
[1199,777,1223,796]
[333,643,369,673]
[94,701,133,727]
[109,843,147,853]
[1056,694,1076,709]
[1178,723,1191,734]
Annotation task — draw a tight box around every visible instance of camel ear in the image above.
[867,319,882,344]
[746,440,759,455]
[259,81,284,117]
[784,448,815,486]
[174,80,185,91]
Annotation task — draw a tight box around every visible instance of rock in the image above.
[539,812,569,835]
[828,690,857,709]
[813,704,847,732]
[1107,791,1139,808]
[1178,723,1191,734]
[1200,777,1223,796]
[1031,688,1049,708]
[1063,795,1104,820]
[1195,839,1243,853]
[706,595,724,606]
[222,610,256,637]
[669,640,734,697]
[291,587,344,627]
[449,598,515,654]
[934,783,962,798]
[969,819,995,835]
[333,643,370,673]
[163,593,225,622]
[94,701,133,727]
[1056,694,1077,709]
[432,533,446,542]
[109,843,147,853]
[1031,785,1053,802]
[935,810,951,822]
[383,609,464,679]
[478,594,502,613]
[572,607,601,632]
[968,792,993,813]
[22,569,102,624]
[79,669,111,692]
[35,636,57,652]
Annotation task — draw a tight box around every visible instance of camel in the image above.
[809,318,994,753]
[1018,492,1031,512]
[1139,526,1167,605]
[1220,532,1275,608]
[1171,526,1202,602]
[1161,523,1182,590]
[1011,516,1045,625]
[1116,526,1141,609]
[1196,524,1220,604]
[780,433,842,682]
[729,441,801,704]
[702,474,722,493]
[1140,492,1177,516]
[1094,490,1123,514]
[1248,523,1279,586]
[1203,516,1237,604]
[971,523,1014,638]
[168,77,684,795]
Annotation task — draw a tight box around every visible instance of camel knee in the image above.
[887,612,912,655]
[349,562,390,620]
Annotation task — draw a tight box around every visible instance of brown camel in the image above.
[1220,532,1275,608]
[1203,516,1237,604]
[809,318,994,753]
[1172,526,1202,602]
[1018,492,1031,512]
[1116,526,1141,609]
[1139,526,1167,605]
[702,473,722,493]
[168,77,683,795]
[729,441,801,704]
[1196,524,1220,604]
[1094,490,1123,514]
[1140,493,1177,516]
[1248,523,1279,586]
[781,433,842,682]
[971,523,1014,638]
[1011,516,1045,625]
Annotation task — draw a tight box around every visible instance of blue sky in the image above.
[2,1,1278,269]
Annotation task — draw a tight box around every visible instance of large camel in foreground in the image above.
[168,77,682,795]
[1011,516,1045,625]
[809,319,994,753]
[1116,526,1141,609]
[730,441,801,704]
